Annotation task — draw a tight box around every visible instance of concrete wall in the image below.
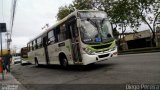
[124,30,151,41]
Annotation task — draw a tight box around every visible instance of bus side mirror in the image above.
[77,18,81,28]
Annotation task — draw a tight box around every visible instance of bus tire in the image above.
[59,54,68,67]
[35,57,39,67]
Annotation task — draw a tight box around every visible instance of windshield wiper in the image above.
[87,18,98,29]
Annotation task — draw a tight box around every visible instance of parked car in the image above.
[12,53,21,64]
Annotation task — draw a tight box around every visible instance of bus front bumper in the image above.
[82,49,118,65]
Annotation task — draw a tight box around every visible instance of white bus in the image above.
[27,10,118,67]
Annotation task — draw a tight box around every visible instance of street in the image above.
[11,52,160,90]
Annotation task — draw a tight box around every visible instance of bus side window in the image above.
[27,44,30,51]
[33,40,36,50]
[59,24,66,41]
[67,17,78,39]
[32,41,34,50]
[37,37,42,48]
[30,43,32,51]
[28,43,31,51]
[72,21,78,37]
[48,30,55,45]
[54,27,60,43]
[35,39,38,49]
[65,23,71,39]
[28,44,30,51]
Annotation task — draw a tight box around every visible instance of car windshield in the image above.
[80,18,114,44]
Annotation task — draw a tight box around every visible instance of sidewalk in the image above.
[0,72,26,90]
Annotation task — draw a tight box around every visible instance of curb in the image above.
[118,47,160,55]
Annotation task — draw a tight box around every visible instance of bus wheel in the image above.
[35,57,39,67]
[60,56,68,67]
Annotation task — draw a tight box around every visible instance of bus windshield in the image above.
[80,18,114,44]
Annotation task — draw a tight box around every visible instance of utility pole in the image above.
[6,32,9,49]
[6,32,12,50]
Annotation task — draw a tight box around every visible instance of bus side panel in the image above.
[48,39,74,65]
[35,48,46,64]
[47,43,59,65]
[28,51,35,64]
[28,48,46,64]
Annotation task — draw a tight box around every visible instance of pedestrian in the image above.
[0,57,3,73]
[0,57,5,80]
[3,50,12,73]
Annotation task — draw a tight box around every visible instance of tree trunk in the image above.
[153,12,160,47]
[141,16,156,47]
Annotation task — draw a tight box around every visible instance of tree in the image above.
[57,0,93,20]
[113,26,119,40]
[130,0,160,47]
[57,0,160,47]
[57,5,72,20]
[88,0,160,47]
[73,0,93,10]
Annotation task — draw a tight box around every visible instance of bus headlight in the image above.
[111,46,117,51]
[83,48,95,55]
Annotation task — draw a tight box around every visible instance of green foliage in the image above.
[57,5,72,20]
[113,27,119,39]
[57,0,157,24]
[73,0,93,10]
[56,0,160,46]
[57,0,159,31]
[57,0,93,20]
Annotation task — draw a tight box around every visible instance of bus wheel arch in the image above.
[34,57,39,67]
[59,53,68,67]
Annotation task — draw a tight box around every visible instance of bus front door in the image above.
[70,24,82,64]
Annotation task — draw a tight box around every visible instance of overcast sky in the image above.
[0,0,152,52]
[0,0,73,52]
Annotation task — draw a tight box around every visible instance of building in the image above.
[120,30,152,50]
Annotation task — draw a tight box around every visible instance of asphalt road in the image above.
[11,52,160,90]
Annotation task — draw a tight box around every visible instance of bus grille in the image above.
[91,44,111,50]
[98,54,109,58]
